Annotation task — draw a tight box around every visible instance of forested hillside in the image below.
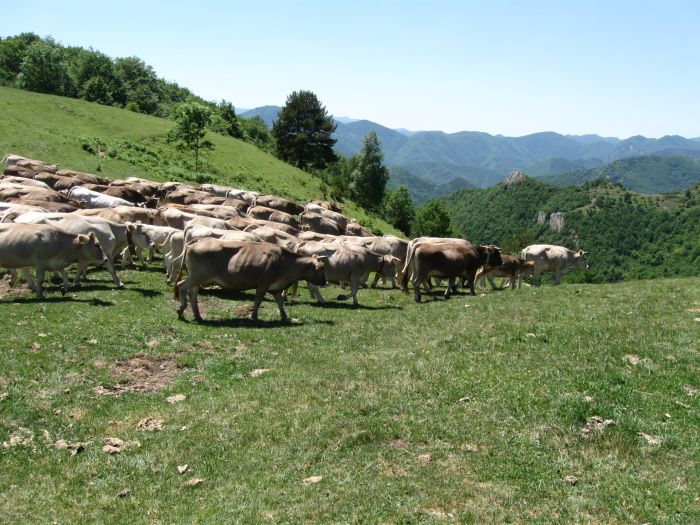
[543,155,700,194]
[441,176,700,282]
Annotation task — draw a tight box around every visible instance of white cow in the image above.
[521,244,589,285]
[68,186,135,208]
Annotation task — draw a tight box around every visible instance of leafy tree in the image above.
[114,56,160,112]
[0,33,40,83]
[168,102,214,171]
[210,100,244,139]
[350,131,389,212]
[272,90,337,170]
[18,40,73,95]
[240,116,274,152]
[383,185,415,235]
[413,200,455,237]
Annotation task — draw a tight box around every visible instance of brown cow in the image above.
[77,206,167,225]
[56,169,110,185]
[401,241,502,301]
[475,255,535,290]
[247,205,302,230]
[254,195,304,215]
[174,240,327,322]
[299,211,342,235]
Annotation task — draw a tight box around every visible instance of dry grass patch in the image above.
[93,353,183,395]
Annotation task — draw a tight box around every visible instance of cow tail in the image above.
[400,249,414,293]
[173,244,188,300]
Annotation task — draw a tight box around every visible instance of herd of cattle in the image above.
[0,154,590,321]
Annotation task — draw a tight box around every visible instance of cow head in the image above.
[308,254,328,287]
[127,222,156,250]
[575,250,589,270]
[77,232,108,265]
[482,245,503,268]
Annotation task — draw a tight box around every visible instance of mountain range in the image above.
[240,106,700,199]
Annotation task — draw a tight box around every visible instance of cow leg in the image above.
[345,279,361,306]
[251,288,268,321]
[553,271,562,285]
[486,275,499,290]
[283,281,299,301]
[307,282,326,303]
[272,291,289,322]
[9,268,18,287]
[34,266,45,299]
[187,286,202,322]
[370,271,381,288]
[444,278,455,299]
[74,261,88,286]
[176,280,190,318]
[20,268,35,290]
[59,269,70,295]
[413,277,422,303]
[106,259,125,288]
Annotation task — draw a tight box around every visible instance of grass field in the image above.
[1,264,698,523]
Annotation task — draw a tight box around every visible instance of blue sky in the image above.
[4,1,700,138]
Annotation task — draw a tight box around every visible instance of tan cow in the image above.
[521,244,589,285]
[299,211,342,235]
[0,223,107,299]
[475,255,535,290]
[2,154,58,174]
[174,240,327,322]
[292,241,398,305]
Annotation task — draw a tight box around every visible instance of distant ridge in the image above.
[240,105,700,193]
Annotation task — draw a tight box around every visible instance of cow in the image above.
[307,199,342,213]
[2,154,59,174]
[128,224,179,265]
[200,184,258,205]
[299,211,342,235]
[334,235,408,287]
[0,186,75,204]
[345,220,374,237]
[246,205,302,230]
[76,206,167,226]
[521,244,589,285]
[0,176,52,189]
[254,195,304,215]
[5,199,78,213]
[242,225,300,251]
[291,241,398,305]
[166,226,260,284]
[174,239,327,322]
[12,213,154,287]
[401,241,502,301]
[68,186,135,208]
[33,172,84,190]
[55,169,110,186]
[475,255,535,290]
[0,223,107,299]
[303,203,351,231]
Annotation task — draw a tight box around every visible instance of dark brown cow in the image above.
[299,211,342,235]
[174,240,327,322]
[254,195,304,215]
[247,205,302,230]
[401,241,502,301]
[56,169,110,185]
[476,254,535,290]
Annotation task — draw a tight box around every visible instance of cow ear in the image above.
[578,250,586,256]
[126,222,135,232]
[485,246,495,254]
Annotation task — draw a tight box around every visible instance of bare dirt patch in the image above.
[94,353,183,396]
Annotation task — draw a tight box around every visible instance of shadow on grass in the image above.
[307,301,403,311]
[179,316,335,328]
[7,295,115,307]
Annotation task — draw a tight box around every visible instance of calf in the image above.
[475,255,535,290]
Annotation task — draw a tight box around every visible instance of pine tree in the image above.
[272,90,337,170]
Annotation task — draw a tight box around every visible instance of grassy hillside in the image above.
[441,177,700,282]
[0,266,698,523]
[0,87,398,235]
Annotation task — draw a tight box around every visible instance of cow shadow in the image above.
[6,295,115,307]
[308,301,403,311]
[181,317,335,328]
